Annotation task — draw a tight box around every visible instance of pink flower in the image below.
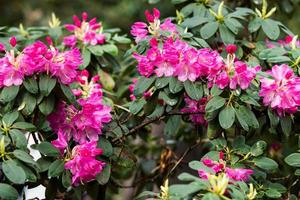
[259,64,300,115]
[65,141,105,185]
[0,42,5,52]
[130,8,177,42]
[198,48,223,77]
[51,129,68,154]
[48,47,83,84]
[229,61,261,90]
[64,12,106,46]
[133,53,154,77]
[63,35,77,47]
[225,168,253,181]
[130,22,148,42]
[181,97,207,125]
[0,51,25,87]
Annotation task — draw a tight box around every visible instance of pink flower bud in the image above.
[0,42,5,51]
[82,12,88,21]
[81,70,89,78]
[9,36,17,47]
[73,15,81,27]
[45,36,53,46]
[92,75,100,83]
[225,44,237,54]
[152,8,160,19]
[285,35,293,44]
[145,10,154,22]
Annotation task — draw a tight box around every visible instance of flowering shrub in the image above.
[0,1,300,200]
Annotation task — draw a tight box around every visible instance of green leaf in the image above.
[99,69,115,91]
[218,106,235,129]
[181,16,209,28]
[39,74,56,96]
[80,47,91,69]
[265,189,281,198]
[102,44,118,56]
[224,18,241,35]
[37,157,52,172]
[32,142,60,157]
[133,77,155,96]
[129,98,146,114]
[10,129,27,149]
[219,24,235,44]
[2,111,19,127]
[236,105,259,129]
[21,93,37,116]
[0,86,19,103]
[113,35,131,44]
[267,56,291,63]
[253,157,278,171]
[259,47,286,60]
[48,159,65,177]
[155,77,170,89]
[205,96,226,113]
[0,183,19,200]
[13,149,36,166]
[164,115,181,135]
[2,159,26,184]
[240,95,260,106]
[38,95,55,116]
[148,104,164,118]
[88,46,104,56]
[169,77,183,94]
[23,78,38,94]
[184,81,203,100]
[12,122,36,131]
[262,19,280,40]
[202,193,220,200]
[96,164,111,185]
[169,183,206,198]
[248,17,262,33]
[200,21,219,39]
[251,140,267,157]
[159,91,178,106]
[281,116,292,136]
[97,138,113,157]
[284,153,300,167]
[60,83,81,109]
[210,85,223,96]
[62,171,72,188]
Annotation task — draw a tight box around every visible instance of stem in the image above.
[226,92,234,106]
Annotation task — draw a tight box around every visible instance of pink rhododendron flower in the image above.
[130,8,177,42]
[133,53,155,77]
[210,54,260,90]
[225,168,253,181]
[65,141,105,185]
[181,97,207,125]
[51,129,68,154]
[47,47,83,84]
[259,64,300,115]
[197,152,253,182]
[0,50,25,87]
[64,12,106,46]
[48,71,111,143]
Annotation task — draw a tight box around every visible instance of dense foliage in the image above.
[0,0,299,200]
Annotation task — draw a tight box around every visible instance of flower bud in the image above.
[225,44,237,54]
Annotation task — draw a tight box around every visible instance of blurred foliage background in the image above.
[0,0,299,35]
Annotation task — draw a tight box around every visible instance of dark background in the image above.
[0,0,299,34]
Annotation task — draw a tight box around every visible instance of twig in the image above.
[111,111,204,143]
[166,139,202,177]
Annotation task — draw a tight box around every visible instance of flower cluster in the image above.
[198,152,253,182]
[181,97,207,125]
[266,35,300,49]
[132,10,260,89]
[65,141,106,185]
[64,12,106,47]
[131,8,177,42]
[259,64,300,115]
[0,38,82,87]
[49,70,112,185]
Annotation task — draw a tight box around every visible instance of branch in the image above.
[111,111,204,143]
